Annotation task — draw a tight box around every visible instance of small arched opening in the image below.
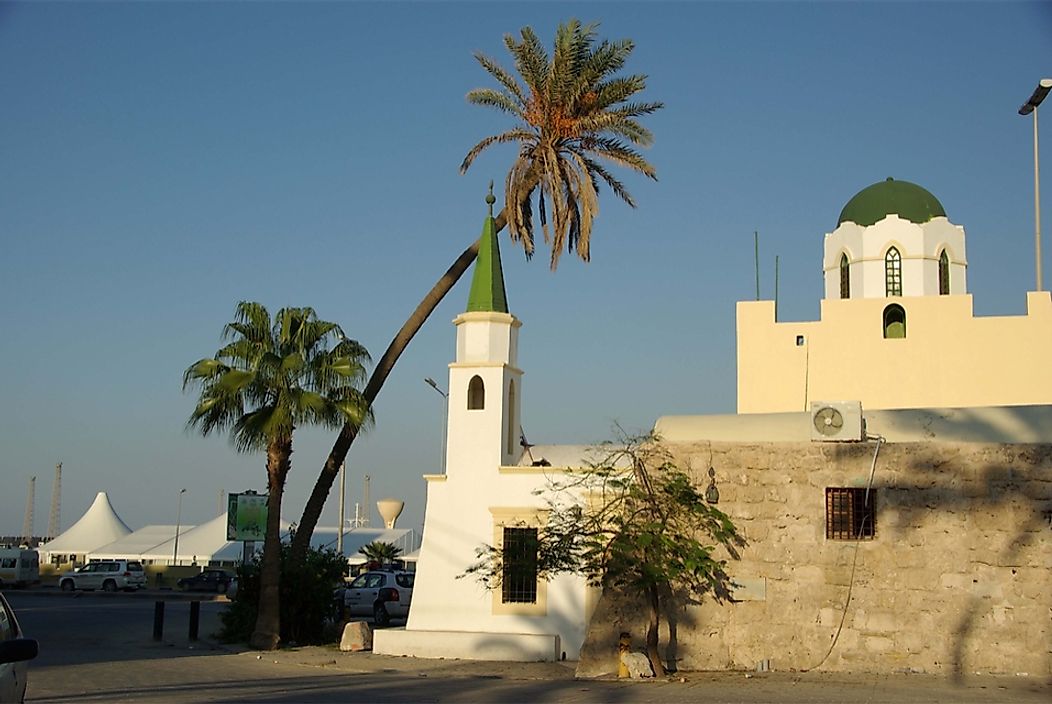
[883,304,906,339]
[938,250,950,295]
[839,253,850,299]
[467,375,485,410]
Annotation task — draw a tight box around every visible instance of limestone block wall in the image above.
[580,441,1051,676]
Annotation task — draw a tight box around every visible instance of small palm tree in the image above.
[360,541,403,567]
[184,302,371,650]
[462,19,662,269]
[290,20,661,564]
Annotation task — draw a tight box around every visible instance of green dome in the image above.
[837,177,946,227]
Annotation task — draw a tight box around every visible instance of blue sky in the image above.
[2,1,1049,537]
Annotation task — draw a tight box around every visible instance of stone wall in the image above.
[578,441,1052,676]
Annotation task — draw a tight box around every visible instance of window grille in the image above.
[885,248,902,296]
[825,487,875,540]
[501,527,538,603]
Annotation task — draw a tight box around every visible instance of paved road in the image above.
[5,591,1049,703]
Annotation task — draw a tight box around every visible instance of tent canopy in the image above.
[41,492,132,557]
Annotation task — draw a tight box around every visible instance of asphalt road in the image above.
[4,591,1050,703]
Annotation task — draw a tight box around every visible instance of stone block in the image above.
[339,620,373,652]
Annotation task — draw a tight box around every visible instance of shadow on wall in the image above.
[850,440,1052,682]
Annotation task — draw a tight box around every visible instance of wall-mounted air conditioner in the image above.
[810,401,864,442]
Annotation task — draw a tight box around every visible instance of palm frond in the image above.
[461,128,535,175]
[466,88,525,119]
[473,52,527,107]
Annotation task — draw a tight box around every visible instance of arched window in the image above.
[467,375,485,410]
[506,380,516,455]
[938,250,950,295]
[883,304,906,339]
[839,253,850,299]
[885,247,902,297]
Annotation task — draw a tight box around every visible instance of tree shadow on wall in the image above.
[830,435,1052,681]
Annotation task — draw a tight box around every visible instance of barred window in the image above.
[501,527,538,604]
[826,488,875,540]
[885,247,902,297]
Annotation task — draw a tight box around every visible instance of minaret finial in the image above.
[486,180,496,216]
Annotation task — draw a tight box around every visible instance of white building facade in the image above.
[375,199,594,662]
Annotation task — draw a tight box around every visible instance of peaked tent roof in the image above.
[89,525,187,560]
[40,492,133,556]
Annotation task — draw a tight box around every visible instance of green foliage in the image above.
[359,541,403,566]
[462,19,663,270]
[464,431,745,674]
[219,541,347,645]
[183,302,373,452]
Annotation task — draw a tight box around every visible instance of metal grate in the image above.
[825,488,876,540]
[885,248,902,296]
[501,527,538,603]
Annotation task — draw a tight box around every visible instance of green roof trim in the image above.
[838,177,946,227]
[466,194,509,314]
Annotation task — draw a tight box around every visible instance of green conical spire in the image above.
[466,183,509,313]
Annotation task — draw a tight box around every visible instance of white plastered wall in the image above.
[394,311,592,660]
[823,216,967,299]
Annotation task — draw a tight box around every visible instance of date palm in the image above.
[290,19,660,564]
[184,302,370,650]
[462,19,662,269]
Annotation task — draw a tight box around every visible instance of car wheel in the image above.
[373,603,390,628]
[60,579,74,592]
[102,579,117,592]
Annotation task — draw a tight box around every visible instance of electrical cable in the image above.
[802,434,885,672]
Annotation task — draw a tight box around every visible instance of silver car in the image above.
[0,592,38,703]
[59,560,147,592]
[342,570,414,627]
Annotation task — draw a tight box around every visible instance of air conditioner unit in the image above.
[810,401,864,442]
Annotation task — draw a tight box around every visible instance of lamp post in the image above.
[424,377,448,474]
[1018,78,1052,292]
[173,488,186,566]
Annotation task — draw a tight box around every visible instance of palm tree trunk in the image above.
[289,211,509,564]
[250,438,291,650]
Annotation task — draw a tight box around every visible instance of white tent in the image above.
[40,492,132,563]
[89,525,186,561]
[311,527,419,565]
[139,514,279,566]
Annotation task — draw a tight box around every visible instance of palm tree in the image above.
[183,302,371,650]
[360,541,403,567]
[289,19,661,564]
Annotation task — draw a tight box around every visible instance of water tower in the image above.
[376,499,404,529]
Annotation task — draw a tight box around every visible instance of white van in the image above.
[0,548,40,588]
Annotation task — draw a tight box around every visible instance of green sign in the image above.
[226,492,267,541]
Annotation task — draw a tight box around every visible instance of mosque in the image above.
[376,180,1052,678]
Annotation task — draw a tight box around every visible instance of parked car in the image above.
[177,568,233,593]
[341,570,414,627]
[0,592,38,703]
[58,560,146,593]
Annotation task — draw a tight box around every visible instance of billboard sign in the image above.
[226,492,268,541]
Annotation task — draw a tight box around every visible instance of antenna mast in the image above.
[22,476,35,544]
[48,463,62,540]
[362,474,371,528]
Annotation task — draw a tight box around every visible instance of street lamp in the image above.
[1018,78,1052,292]
[424,377,448,474]
[173,488,186,566]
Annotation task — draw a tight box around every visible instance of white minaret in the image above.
[445,209,523,472]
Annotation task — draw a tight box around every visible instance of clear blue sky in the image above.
[2,1,1049,537]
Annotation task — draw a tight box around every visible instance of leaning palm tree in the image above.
[290,19,661,564]
[184,302,371,650]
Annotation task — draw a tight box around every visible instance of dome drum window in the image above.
[839,254,850,299]
[938,250,950,295]
[885,248,902,297]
